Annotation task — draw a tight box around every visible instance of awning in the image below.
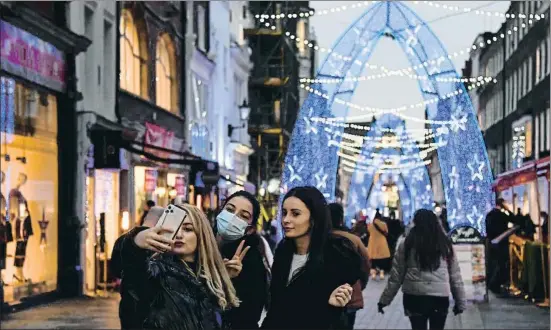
[493,156,550,192]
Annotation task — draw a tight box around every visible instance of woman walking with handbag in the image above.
[367,213,391,280]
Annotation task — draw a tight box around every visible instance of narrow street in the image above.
[1,279,548,329]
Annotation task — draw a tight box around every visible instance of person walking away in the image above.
[139,200,155,226]
[111,206,165,329]
[485,198,514,293]
[216,191,271,329]
[329,203,370,329]
[378,209,466,330]
[118,204,242,329]
[262,187,360,329]
[368,214,391,280]
[386,213,405,257]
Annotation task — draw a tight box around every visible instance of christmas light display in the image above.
[265,11,540,75]
[278,1,494,241]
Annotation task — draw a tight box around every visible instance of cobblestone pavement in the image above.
[355,278,550,329]
[1,280,549,329]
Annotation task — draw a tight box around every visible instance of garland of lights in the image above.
[338,150,435,166]
[300,83,466,116]
[318,120,437,134]
[334,138,446,150]
[257,0,541,21]
[265,13,541,74]
[300,73,495,84]
[324,126,442,142]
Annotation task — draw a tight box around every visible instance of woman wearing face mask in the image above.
[262,186,361,329]
[216,190,271,329]
[118,204,241,329]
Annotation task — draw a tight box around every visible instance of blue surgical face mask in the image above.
[216,209,249,241]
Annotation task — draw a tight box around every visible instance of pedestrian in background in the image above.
[118,204,241,329]
[367,213,391,280]
[329,203,371,330]
[378,209,466,330]
[216,191,271,329]
[139,200,156,226]
[262,186,360,329]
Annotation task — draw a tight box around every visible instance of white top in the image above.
[288,253,309,283]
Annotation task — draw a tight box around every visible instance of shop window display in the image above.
[0,76,58,302]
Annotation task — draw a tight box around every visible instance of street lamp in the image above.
[228,100,250,137]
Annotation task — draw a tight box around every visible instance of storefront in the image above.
[83,144,128,295]
[0,3,90,306]
[493,156,550,229]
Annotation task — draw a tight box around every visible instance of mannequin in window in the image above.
[0,170,14,282]
[9,173,33,283]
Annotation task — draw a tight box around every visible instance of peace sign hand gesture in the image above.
[224,240,251,278]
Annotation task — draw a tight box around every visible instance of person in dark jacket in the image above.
[217,190,270,329]
[139,200,155,226]
[329,203,370,329]
[262,187,360,329]
[485,198,514,293]
[117,204,241,329]
[111,206,165,329]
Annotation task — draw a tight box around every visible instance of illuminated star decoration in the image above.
[314,167,328,190]
[412,168,424,182]
[448,166,459,189]
[466,205,484,229]
[448,208,460,227]
[449,113,467,132]
[303,108,318,135]
[467,154,485,182]
[287,156,304,183]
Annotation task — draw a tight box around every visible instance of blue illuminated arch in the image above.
[280,2,494,240]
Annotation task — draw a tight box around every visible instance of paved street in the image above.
[1,279,548,329]
[356,279,550,329]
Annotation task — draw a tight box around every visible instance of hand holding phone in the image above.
[134,226,174,253]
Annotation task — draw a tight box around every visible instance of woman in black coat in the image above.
[216,191,270,329]
[118,204,241,329]
[262,187,361,329]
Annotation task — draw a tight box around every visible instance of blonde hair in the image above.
[177,204,240,310]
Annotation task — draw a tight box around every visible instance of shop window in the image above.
[536,46,541,82]
[155,34,178,114]
[119,9,148,99]
[0,76,58,303]
[296,19,307,56]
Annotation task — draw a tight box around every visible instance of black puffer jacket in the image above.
[262,234,362,329]
[220,234,269,329]
[119,227,224,330]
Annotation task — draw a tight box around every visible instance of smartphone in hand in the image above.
[155,204,188,240]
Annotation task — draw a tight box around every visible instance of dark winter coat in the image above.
[118,227,224,330]
[220,234,269,329]
[262,234,362,329]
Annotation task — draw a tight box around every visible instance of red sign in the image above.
[144,170,157,192]
[144,122,174,159]
[175,175,186,196]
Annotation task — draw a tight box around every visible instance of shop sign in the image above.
[144,169,157,192]
[0,20,66,92]
[144,122,174,159]
[449,225,483,244]
[175,175,186,196]
[450,225,487,302]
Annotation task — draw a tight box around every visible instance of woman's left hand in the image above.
[328,283,353,307]
[224,240,251,278]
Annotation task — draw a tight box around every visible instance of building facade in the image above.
[246,1,316,227]
[467,1,550,222]
[0,1,90,306]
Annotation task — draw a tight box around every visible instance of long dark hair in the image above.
[281,186,332,272]
[404,209,454,272]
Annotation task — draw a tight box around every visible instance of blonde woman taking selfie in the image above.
[118,204,245,329]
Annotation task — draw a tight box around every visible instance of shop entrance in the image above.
[84,169,120,296]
